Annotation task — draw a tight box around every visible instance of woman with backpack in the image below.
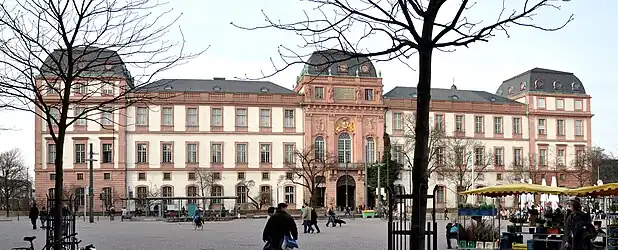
[562,197,595,250]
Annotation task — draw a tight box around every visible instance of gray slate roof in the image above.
[138,78,295,94]
[384,86,521,104]
[303,50,378,77]
[40,46,133,87]
[496,68,587,97]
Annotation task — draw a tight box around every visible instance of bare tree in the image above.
[569,146,607,187]
[0,148,28,216]
[284,145,337,207]
[236,179,270,210]
[437,136,493,193]
[0,0,203,244]
[400,113,445,175]
[508,155,542,184]
[192,168,221,208]
[135,183,161,213]
[235,1,572,246]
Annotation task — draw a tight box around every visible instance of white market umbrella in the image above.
[526,179,534,206]
[549,176,560,209]
[540,178,548,207]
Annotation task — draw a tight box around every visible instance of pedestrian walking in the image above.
[263,203,298,250]
[29,204,39,230]
[310,207,320,233]
[301,203,313,233]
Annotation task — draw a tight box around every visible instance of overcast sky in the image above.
[1,0,616,170]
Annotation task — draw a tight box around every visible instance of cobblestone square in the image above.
[1,217,513,249]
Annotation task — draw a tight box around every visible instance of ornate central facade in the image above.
[33,50,593,211]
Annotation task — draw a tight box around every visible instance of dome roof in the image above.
[496,68,586,97]
[303,49,378,77]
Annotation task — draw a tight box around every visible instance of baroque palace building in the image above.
[34,49,592,210]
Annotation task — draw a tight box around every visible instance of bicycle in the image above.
[11,233,96,250]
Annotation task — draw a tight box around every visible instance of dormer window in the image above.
[104,64,113,70]
[163,85,173,90]
[213,86,221,91]
[338,63,348,73]
[260,87,269,92]
[507,86,514,95]
[534,79,544,89]
[572,82,581,91]
[410,92,417,98]
[520,82,526,91]
[553,81,563,90]
[490,97,497,102]
[450,95,459,100]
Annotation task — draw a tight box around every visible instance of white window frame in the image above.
[455,115,464,132]
[393,113,403,130]
[575,120,583,136]
[186,108,198,127]
[284,110,295,128]
[161,107,173,126]
[493,117,503,134]
[211,143,222,163]
[211,108,223,126]
[260,144,271,163]
[537,119,546,135]
[236,143,247,163]
[75,144,86,163]
[137,143,148,163]
[74,107,86,125]
[136,107,148,125]
[161,143,173,163]
[235,108,247,127]
[259,109,271,127]
[186,143,197,163]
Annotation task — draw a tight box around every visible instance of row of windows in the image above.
[135,107,296,129]
[133,171,295,182]
[312,133,378,164]
[392,113,585,138]
[47,143,113,164]
[436,172,568,183]
[310,86,377,101]
[431,146,583,167]
[44,81,115,97]
[536,98,583,110]
[133,184,296,205]
[134,142,297,164]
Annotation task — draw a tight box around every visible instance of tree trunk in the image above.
[5,196,9,217]
[410,48,433,250]
[53,137,66,250]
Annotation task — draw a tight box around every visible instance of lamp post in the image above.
[85,143,98,223]
[345,151,349,210]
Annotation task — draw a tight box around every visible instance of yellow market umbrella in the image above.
[459,183,569,197]
[567,183,618,197]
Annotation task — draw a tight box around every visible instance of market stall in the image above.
[459,183,570,250]
[568,183,618,250]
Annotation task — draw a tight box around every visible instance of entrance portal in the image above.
[336,175,356,209]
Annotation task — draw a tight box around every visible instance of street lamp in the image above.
[85,143,98,223]
[345,152,349,210]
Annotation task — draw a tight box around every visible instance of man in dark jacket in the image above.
[563,197,593,250]
[263,203,298,250]
[310,208,320,233]
[29,204,39,230]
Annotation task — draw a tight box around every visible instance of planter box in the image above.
[361,210,376,219]
[467,241,476,249]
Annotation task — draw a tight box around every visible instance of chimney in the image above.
[213,77,226,80]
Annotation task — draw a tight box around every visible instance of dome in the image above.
[496,68,587,97]
[304,49,378,77]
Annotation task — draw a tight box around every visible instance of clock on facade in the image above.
[361,64,370,73]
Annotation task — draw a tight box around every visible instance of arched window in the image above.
[365,137,375,164]
[186,186,198,204]
[211,185,223,204]
[162,186,173,205]
[337,133,352,163]
[284,186,295,204]
[136,186,148,207]
[236,185,247,204]
[260,185,272,206]
[314,136,325,161]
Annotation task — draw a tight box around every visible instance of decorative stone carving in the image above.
[316,118,325,132]
[328,87,334,100]
[367,118,376,130]
[355,87,361,100]
[335,117,355,133]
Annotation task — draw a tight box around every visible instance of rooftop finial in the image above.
[451,77,457,90]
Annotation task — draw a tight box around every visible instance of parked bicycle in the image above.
[11,233,96,250]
